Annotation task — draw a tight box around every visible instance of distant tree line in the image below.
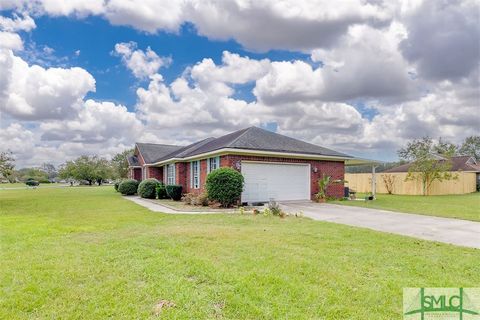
[0,149,133,185]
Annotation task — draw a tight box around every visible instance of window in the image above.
[191,161,200,189]
[207,156,220,173]
[167,164,175,185]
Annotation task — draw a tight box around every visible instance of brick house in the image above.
[127,126,368,202]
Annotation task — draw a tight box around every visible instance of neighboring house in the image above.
[346,155,480,195]
[127,126,369,202]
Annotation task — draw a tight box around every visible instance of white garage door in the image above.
[241,162,310,203]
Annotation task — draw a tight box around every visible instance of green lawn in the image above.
[1,187,478,319]
[332,193,480,222]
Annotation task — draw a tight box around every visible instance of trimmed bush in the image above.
[25,179,39,187]
[165,184,183,201]
[156,183,168,199]
[114,181,120,192]
[118,179,139,195]
[206,167,244,207]
[138,178,160,199]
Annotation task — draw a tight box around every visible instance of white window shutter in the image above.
[207,158,210,173]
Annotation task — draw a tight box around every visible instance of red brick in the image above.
[150,155,345,199]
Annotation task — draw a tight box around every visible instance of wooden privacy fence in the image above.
[345,172,477,195]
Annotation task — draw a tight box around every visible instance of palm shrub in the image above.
[138,178,160,199]
[118,179,139,195]
[206,167,244,207]
[315,174,331,202]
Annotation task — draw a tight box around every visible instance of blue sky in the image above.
[23,16,309,108]
[0,1,478,167]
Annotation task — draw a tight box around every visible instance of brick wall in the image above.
[221,155,345,199]
[175,162,187,192]
[133,168,142,181]
[146,167,163,180]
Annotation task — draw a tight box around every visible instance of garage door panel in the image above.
[241,162,310,202]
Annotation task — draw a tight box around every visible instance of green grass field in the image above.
[332,193,480,222]
[1,187,478,319]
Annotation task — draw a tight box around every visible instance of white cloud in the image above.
[0,49,96,120]
[0,31,23,50]
[255,23,414,104]
[1,0,479,166]
[114,41,171,79]
[4,0,393,51]
[40,99,143,144]
[399,0,480,81]
[104,0,186,32]
[186,0,391,52]
[0,13,36,32]
[0,123,35,159]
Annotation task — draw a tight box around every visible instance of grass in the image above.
[1,187,478,319]
[331,193,480,222]
[0,182,69,189]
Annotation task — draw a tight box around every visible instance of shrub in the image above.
[118,179,139,195]
[138,178,160,199]
[25,178,39,187]
[206,168,244,207]
[182,193,194,205]
[196,192,209,206]
[185,192,208,206]
[268,200,282,216]
[114,181,121,192]
[156,183,168,199]
[165,184,183,201]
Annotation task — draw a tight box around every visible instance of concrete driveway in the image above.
[280,202,480,249]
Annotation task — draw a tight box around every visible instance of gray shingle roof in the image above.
[155,138,216,162]
[183,126,352,158]
[132,126,352,165]
[136,143,182,164]
[127,155,140,166]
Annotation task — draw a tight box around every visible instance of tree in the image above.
[459,136,480,162]
[398,137,457,196]
[433,137,458,156]
[0,151,15,182]
[17,168,49,182]
[93,157,113,185]
[41,163,58,181]
[59,155,113,185]
[111,149,133,179]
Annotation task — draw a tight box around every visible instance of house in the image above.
[383,155,480,174]
[127,126,370,202]
[345,155,480,195]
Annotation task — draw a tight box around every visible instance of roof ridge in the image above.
[226,126,256,148]
[136,142,181,147]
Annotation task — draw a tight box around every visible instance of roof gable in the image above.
[136,143,182,164]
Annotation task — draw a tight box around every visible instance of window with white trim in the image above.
[207,156,220,173]
[167,164,176,185]
[191,160,200,189]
